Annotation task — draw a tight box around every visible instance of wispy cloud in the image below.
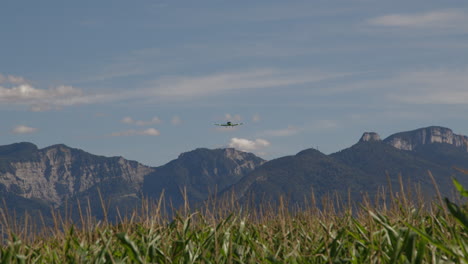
[0,81,120,111]
[386,68,468,104]
[368,9,468,30]
[261,121,338,138]
[11,125,38,134]
[392,91,468,105]
[110,128,160,137]
[81,48,162,82]
[121,116,162,126]
[147,69,346,99]
[228,138,270,152]
[2,69,348,111]
[0,74,29,85]
[0,84,81,102]
[171,116,182,125]
[263,126,301,137]
[317,66,468,106]
[309,120,339,131]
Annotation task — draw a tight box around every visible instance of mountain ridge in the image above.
[143,147,265,208]
[1,125,468,221]
[385,126,468,152]
[226,126,468,205]
[0,142,155,207]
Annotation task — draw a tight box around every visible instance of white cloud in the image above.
[0,84,83,101]
[228,138,270,152]
[110,128,160,137]
[121,116,162,126]
[368,9,468,30]
[0,83,102,111]
[11,125,38,134]
[0,73,133,111]
[141,128,161,136]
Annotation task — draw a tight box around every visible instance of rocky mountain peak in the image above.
[359,132,382,143]
[0,143,154,207]
[143,147,265,207]
[178,148,263,162]
[222,147,261,161]
[384,126,468,151]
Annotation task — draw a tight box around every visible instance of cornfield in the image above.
[1,172,468,263]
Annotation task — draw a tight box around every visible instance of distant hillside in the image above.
[225,148,375,206]
[331,140,465,199]
[143,148,265,209]
[226,126,468,206]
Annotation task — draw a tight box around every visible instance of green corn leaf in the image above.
[414,238,427,264]
[452,178,468,197]
[407,223,456,258]
[445,198,468,231]
[116,233,144,264]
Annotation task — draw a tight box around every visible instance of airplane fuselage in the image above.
[215,121,242,127]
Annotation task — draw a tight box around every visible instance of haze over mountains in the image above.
[1,126,467,222]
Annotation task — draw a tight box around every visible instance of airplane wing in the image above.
[214,123,243,126]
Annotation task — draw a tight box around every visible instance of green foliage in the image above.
[2,174,468,263]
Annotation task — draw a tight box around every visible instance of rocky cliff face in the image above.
[0,143,154,207]
[143,148,265,206]
[360,132,382,142]
[383,126,468,151]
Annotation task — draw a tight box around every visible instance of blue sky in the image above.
[1,0,468,166]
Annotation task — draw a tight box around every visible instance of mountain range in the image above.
[1,126,467,222]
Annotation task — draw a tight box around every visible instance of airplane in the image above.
[214,121,243,127]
